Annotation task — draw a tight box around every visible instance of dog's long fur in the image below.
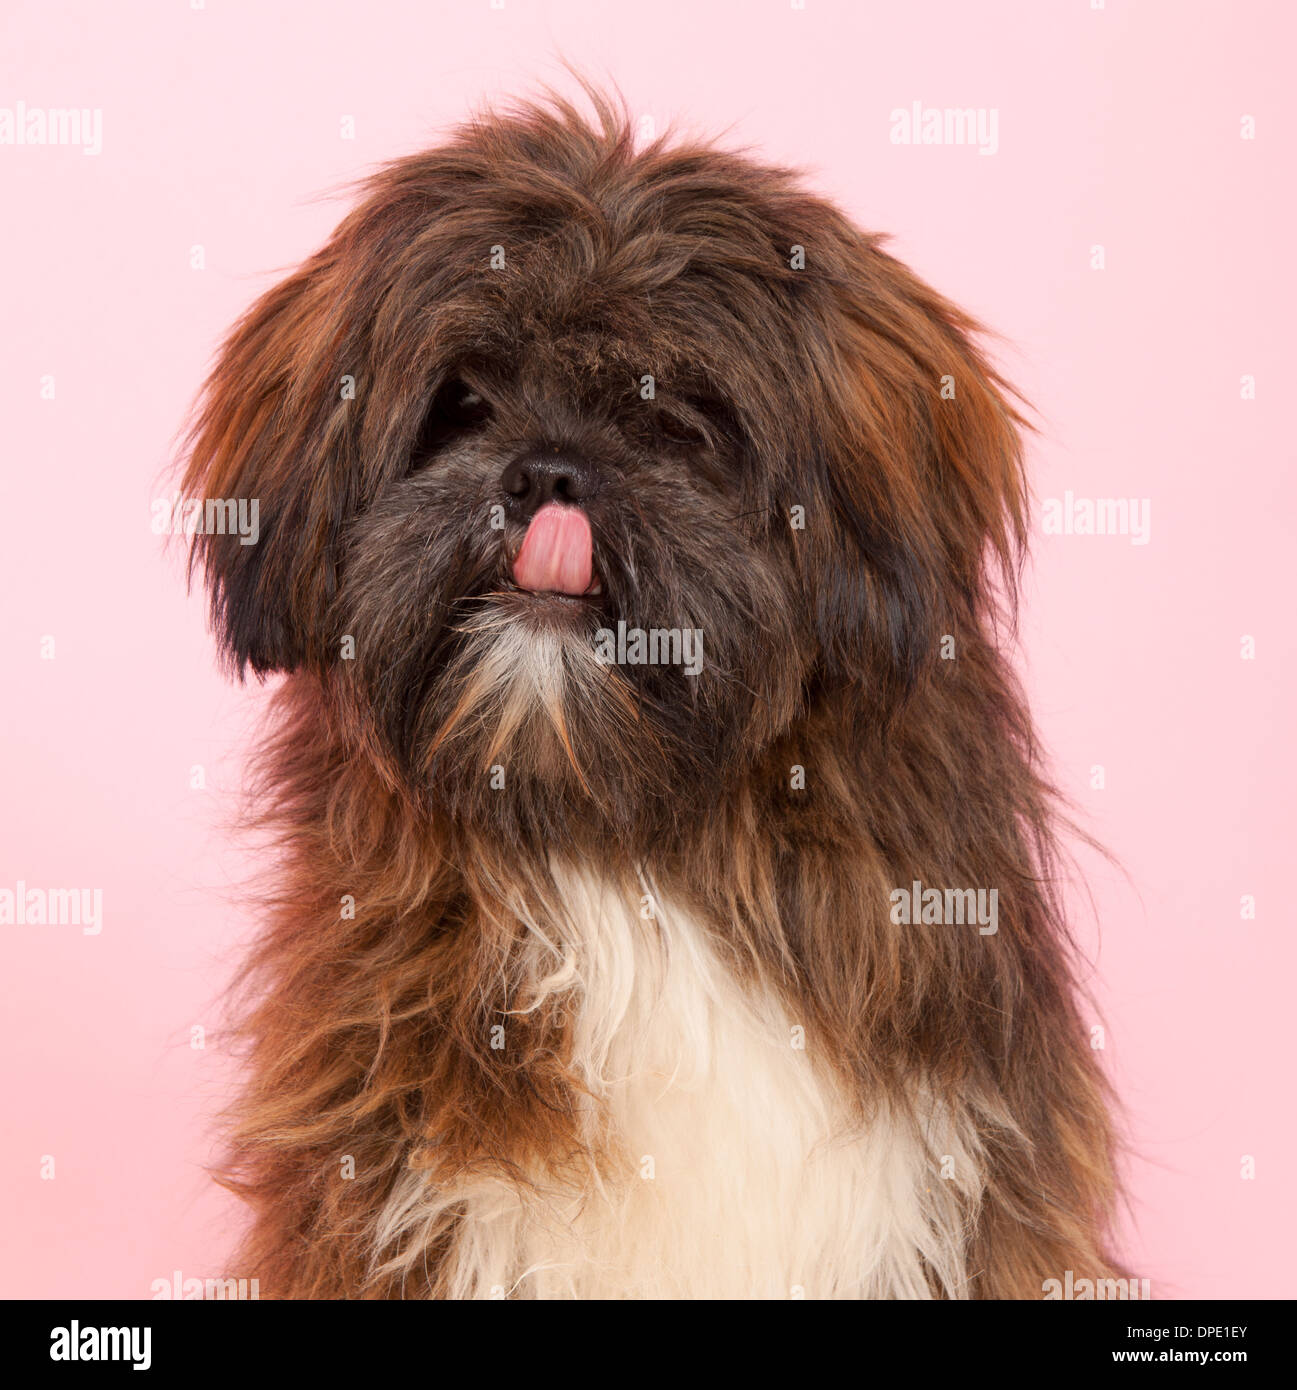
[184,89,1122,1298]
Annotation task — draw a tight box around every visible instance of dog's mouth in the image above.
[508,503,603,598]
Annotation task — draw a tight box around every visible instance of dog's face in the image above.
[185,95,1026,846]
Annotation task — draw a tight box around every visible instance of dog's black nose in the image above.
[500,452,601,517]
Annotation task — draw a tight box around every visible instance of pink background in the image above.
[1,0,1293,1299]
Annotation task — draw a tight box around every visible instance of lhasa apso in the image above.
[184,89,1122,1299]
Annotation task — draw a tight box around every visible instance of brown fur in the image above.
[183,87,1122,1298]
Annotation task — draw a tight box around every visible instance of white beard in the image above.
[372,866,984,1298]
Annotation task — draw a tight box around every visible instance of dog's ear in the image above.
[802,448,943,701]
[181,241,368,678]
[799,231,1028,703]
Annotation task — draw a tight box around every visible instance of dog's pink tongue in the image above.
[512,503,593,596]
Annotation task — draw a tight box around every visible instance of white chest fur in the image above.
[374,870,978,1298]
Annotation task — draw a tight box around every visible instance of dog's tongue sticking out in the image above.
[511,503,594,596]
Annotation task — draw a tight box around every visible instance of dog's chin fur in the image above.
[184,87,1124,1298]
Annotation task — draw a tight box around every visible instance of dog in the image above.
[183,89,1122,1299]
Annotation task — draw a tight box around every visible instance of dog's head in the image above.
[184,92,1026,844]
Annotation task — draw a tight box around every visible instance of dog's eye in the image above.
[660,394,741,452]
[411,376,493,465]
[659,412,706,449]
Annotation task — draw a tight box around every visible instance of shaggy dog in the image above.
[184,90,1122,1299]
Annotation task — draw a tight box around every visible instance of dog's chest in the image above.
[379,872,964,1298]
